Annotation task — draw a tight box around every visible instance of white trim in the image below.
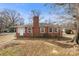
[53,28,58,32]
[27,27,32,33]
[48,27,53,33]
[17,27,25,36]
[40,27,45,33]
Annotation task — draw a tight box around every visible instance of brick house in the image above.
[16,16,63,38]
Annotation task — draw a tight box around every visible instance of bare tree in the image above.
[31,9,41,17]
[45,3,79,44]
[0,9,24,32]
[56,4,79,44]
[28,9,43,24]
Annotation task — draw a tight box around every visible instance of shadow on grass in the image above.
[30,37,74,48]
[47,40,74,48]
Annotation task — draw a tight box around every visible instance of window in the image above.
[53,28,58,32]
[27,27,32,33]
[40,27,45,33]
[49,28,53,32]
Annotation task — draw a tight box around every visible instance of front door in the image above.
[18,27,25,36]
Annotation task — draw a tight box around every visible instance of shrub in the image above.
[43,33,51,38]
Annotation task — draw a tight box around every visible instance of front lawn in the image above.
[0,40,62,56]
[0,38,79,56]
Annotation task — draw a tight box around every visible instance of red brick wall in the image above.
[45,26,48,33]
[33,16,39,27]
[24,27,31,37]
[16,15,62,38]
[33,27,40,37]
[45,26,62,37]
[33,16,40,37]
[16,26,62,38]
[23,27,27,37]
[16,27,19,38]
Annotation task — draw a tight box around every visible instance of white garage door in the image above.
[18,27,25,36]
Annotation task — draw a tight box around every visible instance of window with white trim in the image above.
[40,27,45,33]
[53,28,58,32]
[48,28,53,32]
[27,27,32,33]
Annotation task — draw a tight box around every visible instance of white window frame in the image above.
[48,27,53,33]
[40,27,45,33]
[27,27,32,33]
[53,28,58,32]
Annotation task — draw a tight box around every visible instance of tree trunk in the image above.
[75,22,79,44]
[73,21,79,44]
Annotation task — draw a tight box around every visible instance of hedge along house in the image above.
[15,16,63,38]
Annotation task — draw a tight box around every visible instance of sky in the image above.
[0,3,71,24]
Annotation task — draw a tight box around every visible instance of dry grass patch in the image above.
[0,40,62,56]
[0,38,79,56]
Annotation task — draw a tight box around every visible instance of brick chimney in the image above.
[33,16,39,27]
[33,16,40,37]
